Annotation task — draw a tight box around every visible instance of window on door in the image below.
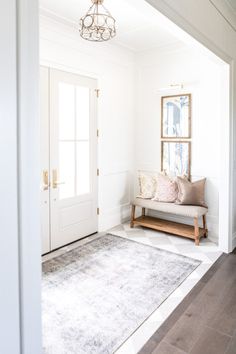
[58,83,91,199]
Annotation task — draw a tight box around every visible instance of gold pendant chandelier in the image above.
[79,0,116,42]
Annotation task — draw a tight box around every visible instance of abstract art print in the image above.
[161,94,191,138]
[162,141,191,178]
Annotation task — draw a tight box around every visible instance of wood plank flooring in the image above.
[139,250,236,354]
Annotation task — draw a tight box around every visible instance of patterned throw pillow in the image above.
[138,172,157,199]
[152,174,178,203]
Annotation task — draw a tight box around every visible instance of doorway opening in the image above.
[38,0,230,352]
[39,0,230,254]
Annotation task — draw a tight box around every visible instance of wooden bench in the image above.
[130,198,208,245]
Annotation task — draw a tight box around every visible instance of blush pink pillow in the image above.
[175,177,207,207]
[152,174,178,203]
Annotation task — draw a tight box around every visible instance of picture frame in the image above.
[161,94,191,139]
[161,141,191,179]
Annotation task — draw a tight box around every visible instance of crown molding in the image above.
[40,7,77,28]
[40,7,181,54]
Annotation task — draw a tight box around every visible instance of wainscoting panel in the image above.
[99,170,131,231]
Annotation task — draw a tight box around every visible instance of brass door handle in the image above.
[42,170,49,191]
[53,181,66,187]
[52,169,65,189]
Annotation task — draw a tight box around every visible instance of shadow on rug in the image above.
[42,234,200,354]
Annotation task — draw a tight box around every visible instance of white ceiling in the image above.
[39,0,181,52]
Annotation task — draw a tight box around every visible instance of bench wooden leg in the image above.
[202,215,208,238]
[142,207,145,217]
[194,217,200,246]
[130,205,136,228]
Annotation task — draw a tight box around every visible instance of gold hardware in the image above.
[95,89,100,98]
[92,0,104,4]
[52,169,57,189]
[52,169,65,188]
[43,170,49,190]
[97,208,100,215]
[97,129,99,137]
[170,83,184,89]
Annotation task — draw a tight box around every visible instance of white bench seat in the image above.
[130,198,208,245]
[132,198,208,218]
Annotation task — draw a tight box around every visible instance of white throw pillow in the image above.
[138,172,157,199]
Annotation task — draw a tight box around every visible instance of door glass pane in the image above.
[59,83,75,140]
[77,141,90,195]
[59,142,75,199]
[76,86,90,140]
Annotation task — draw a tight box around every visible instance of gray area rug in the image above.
[42,234,200,354]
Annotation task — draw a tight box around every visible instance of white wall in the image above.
[40,15,135,231]
[135,44,224,241]
[40,14,228,241]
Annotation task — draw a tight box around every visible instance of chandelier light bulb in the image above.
[79,0,116,42]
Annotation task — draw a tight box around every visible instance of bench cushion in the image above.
[132,198,208,218]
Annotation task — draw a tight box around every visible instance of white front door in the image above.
[40,67,98,253]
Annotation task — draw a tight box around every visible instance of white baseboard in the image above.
[207,234,219,244]
[232,232,236,251]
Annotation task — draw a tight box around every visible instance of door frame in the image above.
[146,0,235,254]
[0,2,21,354]
[9,1,235,354]
[16,0,42,353]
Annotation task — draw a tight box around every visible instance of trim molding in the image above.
[40,7,77,28]
[40,7,182,55]
[17,0,42,353]
[209,0,236,32]
[232,232,236,250]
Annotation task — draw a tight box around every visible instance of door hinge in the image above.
[97,208,100,215]
[95,89,100,98]
[97,168,100,176]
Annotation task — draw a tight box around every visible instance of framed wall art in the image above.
[161,94,191,139]
[161,141,191,178]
